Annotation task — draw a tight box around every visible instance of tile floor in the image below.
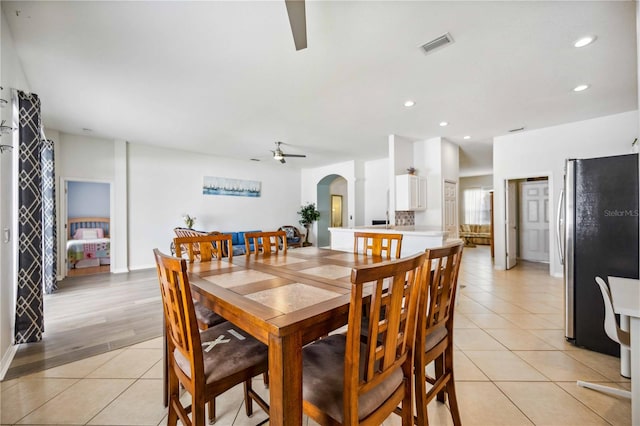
[0,246,632,425]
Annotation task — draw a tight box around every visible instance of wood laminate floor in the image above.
[4,269,162,380]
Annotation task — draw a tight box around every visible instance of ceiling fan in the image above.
[285,0,307,50]
[272,141,306,163]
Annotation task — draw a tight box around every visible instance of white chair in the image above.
[576,276,631,399]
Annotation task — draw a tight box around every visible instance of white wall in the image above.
[57,133,116,275]
[301,160,359,244]
[388,135,414,225]
[493,110,639,276]
[128,143,301,269]
[0,5,31,378]
[364,158,389,226]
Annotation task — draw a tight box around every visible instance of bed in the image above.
[67,217,111,275]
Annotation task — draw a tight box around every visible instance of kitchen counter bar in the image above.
[328,227,455,257]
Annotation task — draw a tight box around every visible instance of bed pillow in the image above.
[73,228,104,239]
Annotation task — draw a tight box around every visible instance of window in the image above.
[463,188,491,225]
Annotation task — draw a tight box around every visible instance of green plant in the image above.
[183,214,196,229]
[297,203,320,227]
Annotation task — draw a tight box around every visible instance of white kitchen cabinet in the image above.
[395,174,426,211]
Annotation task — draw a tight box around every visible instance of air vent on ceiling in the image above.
[420,32,454,55]
[508,127,525,133]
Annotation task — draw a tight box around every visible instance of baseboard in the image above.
[127,264,154,272]
[111,267,130,274]
[0,344,18,381]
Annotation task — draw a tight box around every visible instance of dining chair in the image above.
[576,276,632,399]
[153,248,269,426]
[174,234,233,330]
[278,225,304,248]
[244,230,287,255]
[172,227,220,260]
[301,251,427,425]
[414,242,464,426]
[353,231,403,259]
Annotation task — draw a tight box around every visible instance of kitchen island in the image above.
[328,226,456,257]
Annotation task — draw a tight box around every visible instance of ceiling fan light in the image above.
[273,152,284,160]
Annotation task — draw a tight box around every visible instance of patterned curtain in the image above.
[14,90,51,343]
[42,138,57,294]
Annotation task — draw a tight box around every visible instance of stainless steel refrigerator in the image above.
[561,153,639,356]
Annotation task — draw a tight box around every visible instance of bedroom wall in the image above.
[67,181,110,218]
[0,4,32,378]
[127,143,301,269]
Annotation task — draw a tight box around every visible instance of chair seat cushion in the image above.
[193,300,226,328]
[174,322,268,385]
[425,324,448,352]
[302,334,403,423]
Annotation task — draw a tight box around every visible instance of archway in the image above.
[317,174,348,247]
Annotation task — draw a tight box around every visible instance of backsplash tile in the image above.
[395,211,415,226]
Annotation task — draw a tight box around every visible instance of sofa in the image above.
[221,230,262,256]
[459,224,491,246]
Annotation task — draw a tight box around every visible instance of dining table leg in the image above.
[268,331,303,426]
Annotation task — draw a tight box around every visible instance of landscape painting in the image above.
[203,176,261,197]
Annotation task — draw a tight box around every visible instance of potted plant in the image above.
[297,202,320,246]
[183,214,196,229]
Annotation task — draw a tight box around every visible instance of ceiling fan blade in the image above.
[280,158,286,164]
[285,0,307,51]
[282,153,307,158]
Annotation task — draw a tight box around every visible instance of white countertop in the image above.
[328,226,447,237]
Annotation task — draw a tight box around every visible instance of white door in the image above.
[519,181,550,262]
[506,181,518,269]
[443,180,457,237]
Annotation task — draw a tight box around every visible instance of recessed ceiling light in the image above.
[573,84,590,92]
[439,121,448,127]
[574,36,596,48]
[463,136,471,140]
[82,128,92,132]
[404,100,415,107]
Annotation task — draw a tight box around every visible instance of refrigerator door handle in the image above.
[556,188,565,265]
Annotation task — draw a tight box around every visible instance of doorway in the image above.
[62,179,112,277]
[505,177,550,269]
[317,174,348,247]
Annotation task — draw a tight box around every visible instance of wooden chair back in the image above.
[244,231,287,256]
[278,225,304,248]
[421,242,464,336]
[174,234,232,263]
[345,251,426,424]
[354,231,403,259]
[173,228,220,260]
[153,249,203,399]
[414,241,464,426]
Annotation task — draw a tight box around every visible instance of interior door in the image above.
[443,180,457,237]
[506,181,518,269]
[519,181,550,262]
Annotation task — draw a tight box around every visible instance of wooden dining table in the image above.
[188,246,386,426]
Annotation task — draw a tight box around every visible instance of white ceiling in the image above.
[3,1,637,175]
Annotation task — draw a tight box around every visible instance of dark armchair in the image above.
[278,225,303,248]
